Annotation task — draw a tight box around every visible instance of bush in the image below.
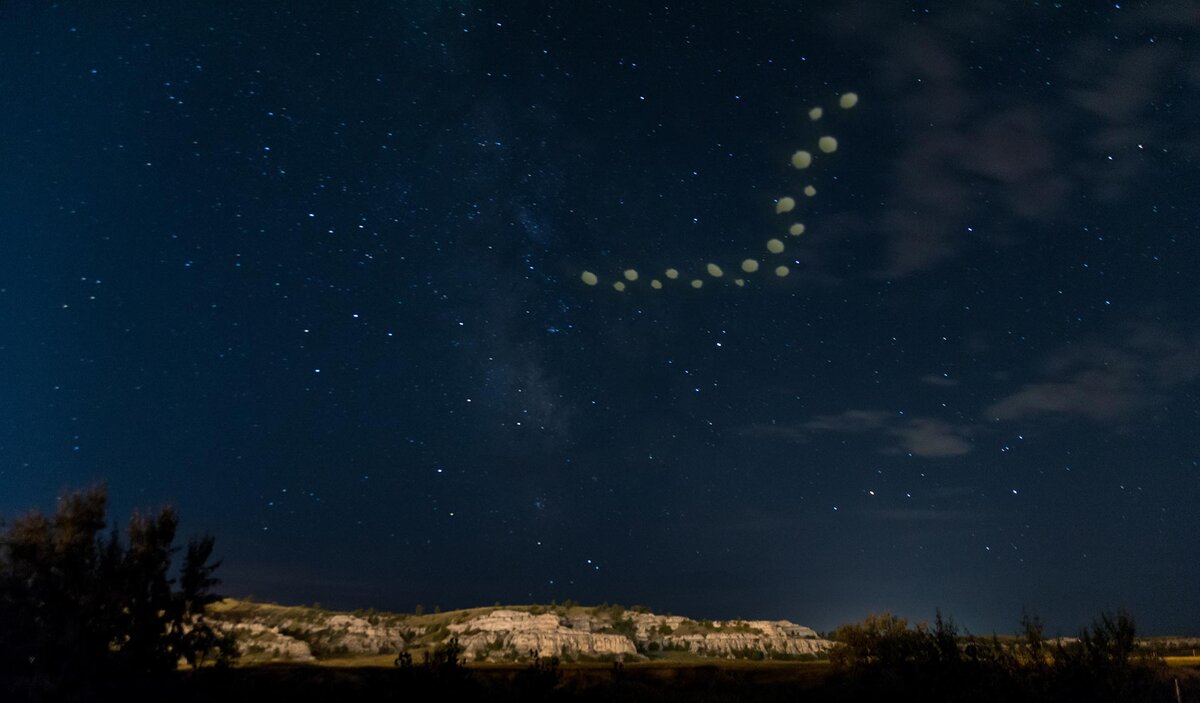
[0,485,235,697]
[604,615,638,640]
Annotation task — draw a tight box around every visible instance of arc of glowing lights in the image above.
[580,91,858,292]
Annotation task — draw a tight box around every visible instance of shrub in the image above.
[607,615,638,640]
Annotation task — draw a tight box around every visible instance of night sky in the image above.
[3,2,1198,636]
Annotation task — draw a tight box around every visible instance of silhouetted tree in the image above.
[0,485,235,698]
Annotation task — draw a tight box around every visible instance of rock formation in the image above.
[628,613,828,658]
[448,609,637,660]
[210,601,409,661]
[208,600,835,663]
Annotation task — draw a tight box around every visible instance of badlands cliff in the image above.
[210,600,834,663]
[447,608,830,661]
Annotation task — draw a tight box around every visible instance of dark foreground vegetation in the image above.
[0,486,234,701]
[2,487,1197,702]
[169,638,1200,703]
[823,611,1193,703]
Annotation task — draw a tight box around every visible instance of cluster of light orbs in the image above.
[580,91,858,293]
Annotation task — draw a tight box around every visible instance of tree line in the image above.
[827,610,1172,703]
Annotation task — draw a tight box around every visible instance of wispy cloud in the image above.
[921,373,960,387]
[890,418,975,458]
[761,409,975,458]
[986,322,1200,423]
[821,1,1199,277]
[864,508,984,523]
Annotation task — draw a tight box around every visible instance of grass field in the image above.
[156,651,1200,703]
[1167,655,1200,667]
[303,655,835,673]
[292,652,1200,671]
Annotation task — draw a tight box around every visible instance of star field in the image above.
[1,2,1198,635]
